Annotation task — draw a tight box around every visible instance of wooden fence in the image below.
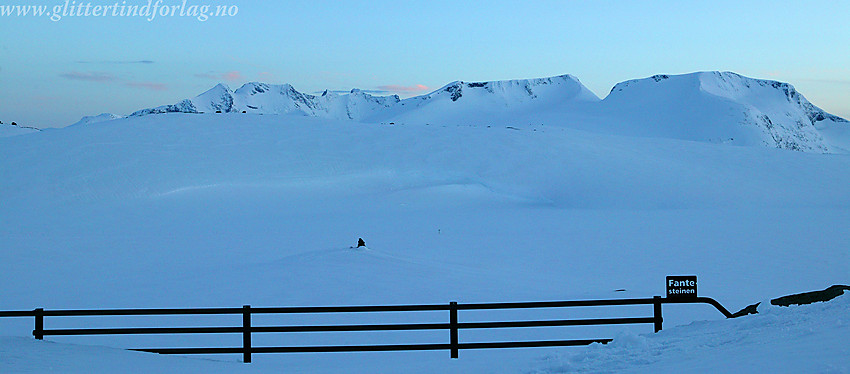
[0,296,732,363]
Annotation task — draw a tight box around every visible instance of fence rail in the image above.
[0,296,731,363]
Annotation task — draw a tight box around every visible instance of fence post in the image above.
[33,308,44,340]
[653,296,663,332]
[243,305,252,363]
[449,301,458,359]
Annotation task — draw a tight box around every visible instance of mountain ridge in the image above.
[76,71,847,153]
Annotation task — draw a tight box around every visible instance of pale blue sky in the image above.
[1,0,848,127]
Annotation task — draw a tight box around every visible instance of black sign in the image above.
[666,275,697,299]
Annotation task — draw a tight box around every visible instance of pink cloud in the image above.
[377,84,430,94]
[59,71,115,82]
[195,71,244,82]
[125,82,168,91]
[221,71,243,81]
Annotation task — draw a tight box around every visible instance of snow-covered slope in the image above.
[1,113,849,373]
[603,72,846,152]
[125,72,847,153]
[532,293,850,373]
[69,113,123,127]
[0,122,40,137]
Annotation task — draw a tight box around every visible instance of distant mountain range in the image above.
[69,72,848,153]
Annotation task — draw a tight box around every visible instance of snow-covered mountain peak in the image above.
[608,71,844,128]
[195,83,234,103]
[697,71,802,103]
[279,83,299,94]
[234,82,270,96]
[697,71,847,124]
[210,82,232,92]
[192,83,236,113]
[604,71,847,152]
[423,74,599,104]
[69,113,123,127]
